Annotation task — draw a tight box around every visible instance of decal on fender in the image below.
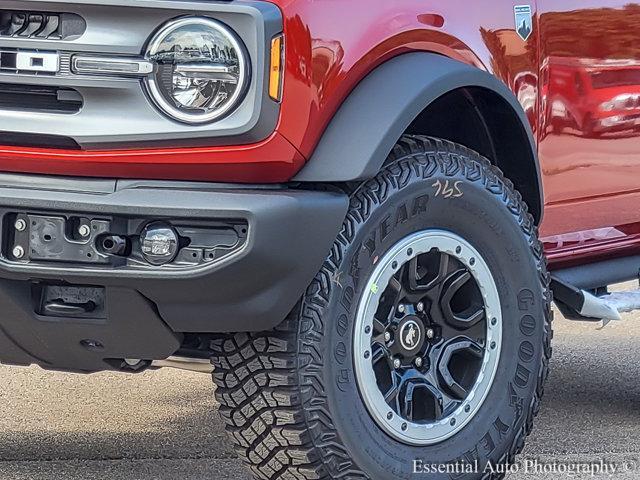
[514,5,533,41]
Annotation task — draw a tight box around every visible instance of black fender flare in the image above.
[293,52,543,221]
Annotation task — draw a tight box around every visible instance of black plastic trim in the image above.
[552,255,640,290]
[0,10,86,40]
[294,52,544,221]
[0,83,83,114]
[0,281,181,372]
[0,131,81,149]
[0,174,349,331]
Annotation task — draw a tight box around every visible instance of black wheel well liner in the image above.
[293,52,543,224]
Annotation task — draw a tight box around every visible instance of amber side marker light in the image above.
[269,34,284,101]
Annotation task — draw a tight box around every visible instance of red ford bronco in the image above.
[0,1,638,478]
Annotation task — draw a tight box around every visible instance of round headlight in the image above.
[145,17,249,124]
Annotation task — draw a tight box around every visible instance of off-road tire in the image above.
[211,135,552,479]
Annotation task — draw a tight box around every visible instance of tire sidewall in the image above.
[308,153,547,479]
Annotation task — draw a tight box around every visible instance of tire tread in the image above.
[211,135,553,480]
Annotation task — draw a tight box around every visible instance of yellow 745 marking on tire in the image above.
[432,179,463,198]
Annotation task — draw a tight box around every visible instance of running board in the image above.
[551,277,624,327]
[550,254,640,327]
[576,290,622,322]
[551,254,640,290]
[601,290,640,315]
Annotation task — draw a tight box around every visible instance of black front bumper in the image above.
[0,173,348,372]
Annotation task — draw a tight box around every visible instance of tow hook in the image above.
[99,234,130,256]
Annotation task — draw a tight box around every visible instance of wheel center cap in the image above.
[399,318,422,352]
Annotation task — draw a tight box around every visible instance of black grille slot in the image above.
[0,11,85,40]
[0,84,82,114]
[0,131,80,149]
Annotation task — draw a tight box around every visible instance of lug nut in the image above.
[397,304,405,314]
[14,219,26,232]
[384,331,391,342]
[417,302,424,312]
[12,246,24,259]
[414,357,423,368]
[426,328,435,340]
[393,358,401,369]
[78,224,91,238]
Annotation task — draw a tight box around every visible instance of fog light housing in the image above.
[140,222,179,265]
[144,17,249,124]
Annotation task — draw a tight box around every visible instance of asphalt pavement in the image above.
[0,303,639,479]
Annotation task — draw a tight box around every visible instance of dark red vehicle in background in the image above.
[542,57,640,137]
[0,1,638,478]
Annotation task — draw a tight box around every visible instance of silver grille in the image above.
[0,0,276,149]
[0,48,62,76]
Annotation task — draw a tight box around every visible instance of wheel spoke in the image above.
[399,377,445,422]
[383,371,403,412]
[401,382,416,421]
[436,338,484,400]
[371,314,390,345]
[389,274,403,295]
[372,317,387,334]
[440,269,485,331]
[388,273,406,311]
[434,253,451,285]
[375,267,409,327]
[440,389,461,414]
[422,368,460,414]
[458,321,486,344]
[384,382,400,405]
[371,343,388,366]
[408,252,450,292]
[407,256,421,291]
[374,275,404,332]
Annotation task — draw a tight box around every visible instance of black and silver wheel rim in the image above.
[354,230,502,445]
